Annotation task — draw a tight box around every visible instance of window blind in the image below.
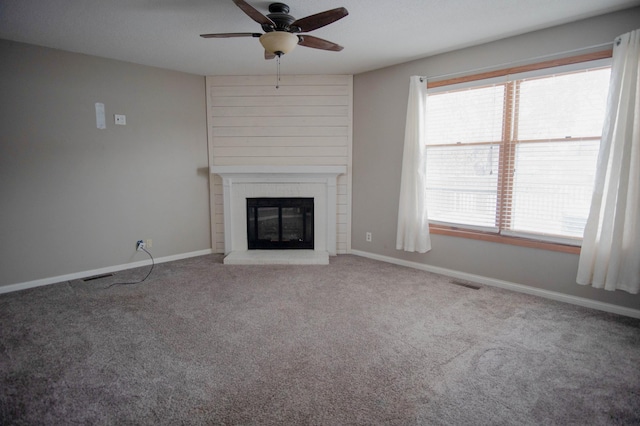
[426,83,504,230]
[425,59,611,243]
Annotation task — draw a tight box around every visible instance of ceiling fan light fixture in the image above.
[259,31,298,56]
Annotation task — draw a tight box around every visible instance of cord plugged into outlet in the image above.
[103,240,154,288]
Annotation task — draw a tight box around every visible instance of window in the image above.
[425,53,612,249]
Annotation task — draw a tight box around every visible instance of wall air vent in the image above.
[449,280,482,290]
[82,273,114,282]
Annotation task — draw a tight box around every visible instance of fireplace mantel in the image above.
[211,165,346,179]
[211,165,346,264]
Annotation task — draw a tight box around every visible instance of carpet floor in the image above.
[1,254,639,425]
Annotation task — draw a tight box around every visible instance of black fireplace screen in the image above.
[247,198,314,249]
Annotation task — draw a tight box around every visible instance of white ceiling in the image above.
[1,0,639,76]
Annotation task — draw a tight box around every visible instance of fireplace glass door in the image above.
[247,198,314,249]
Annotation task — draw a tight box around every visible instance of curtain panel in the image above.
[577,29,640,294]
[396,76,431,253]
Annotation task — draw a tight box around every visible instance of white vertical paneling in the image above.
[206,75,352,254]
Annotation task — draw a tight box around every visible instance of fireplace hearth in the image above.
[247,198,314,250]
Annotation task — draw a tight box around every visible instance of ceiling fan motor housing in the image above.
[263,3,300,33]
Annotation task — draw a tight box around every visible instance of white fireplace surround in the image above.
[211,165,346,263]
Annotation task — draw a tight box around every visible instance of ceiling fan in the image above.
[200,0,349,59]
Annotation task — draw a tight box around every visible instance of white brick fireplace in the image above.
[210,165,346,264]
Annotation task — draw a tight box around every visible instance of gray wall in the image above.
[0,40,210,287]
[352,7,640,310]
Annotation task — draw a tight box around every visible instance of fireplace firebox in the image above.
[247,198,314,250]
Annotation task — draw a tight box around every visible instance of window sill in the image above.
[429,225,581,254]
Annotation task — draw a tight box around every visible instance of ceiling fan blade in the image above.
[265,50,276,60]
[297,35,343,52]
[291,7,348,33]
[233,0,275,28]
[200,32,261,38]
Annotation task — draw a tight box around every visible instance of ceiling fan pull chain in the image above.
[276,55,281,89]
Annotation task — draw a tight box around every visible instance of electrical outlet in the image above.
[146,239,152,248]
[136,240,145,251]
[366,232,372,242]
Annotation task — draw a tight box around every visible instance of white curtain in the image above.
[396,76,431,253]
[577,29,640,294]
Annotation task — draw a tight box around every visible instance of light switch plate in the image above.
[114,114,126,125]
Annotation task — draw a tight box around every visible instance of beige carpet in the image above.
[1,254,639,425]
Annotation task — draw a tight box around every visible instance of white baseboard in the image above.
[350,249,640,319]
[0,249,214,295]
